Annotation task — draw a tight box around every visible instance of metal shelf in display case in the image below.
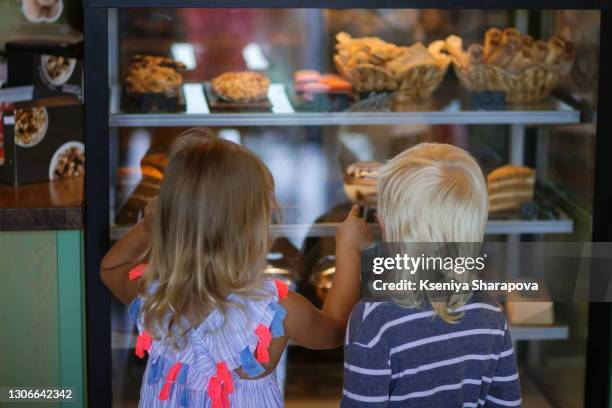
[110,213,573,241]
[108,84,581,128]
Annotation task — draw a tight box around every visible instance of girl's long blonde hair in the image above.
[140,128,277,346]
[377,143,488,323]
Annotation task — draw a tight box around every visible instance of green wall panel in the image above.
[57,230,85,407]
[0,231,85,407]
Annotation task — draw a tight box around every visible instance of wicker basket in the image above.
[452,62,569,104]
[446,31,574,104]
[333,57,397,92]
[334,46,450,102]
[394,62,449,102]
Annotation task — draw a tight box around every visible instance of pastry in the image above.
[508,47,536,73]
[211,71,270,103]
[141,152,168,171]
[487,165,535,213]
[294,70,322,91]
[486,37,521,68]
[546,35,575,70]
[386,42,438,75]
[52,145,84,179]
[15,107,47,147]
[467,44,485,65]
[123,55,186,112]
[446,28,575,103]
[343,161,382,205]
[302,82,330,94]
[501,28,521,45]
[294,70,321,83]
[521,35,535,48]
[140,165,163,181]
[43,55,75,81]
[115,173,162,225]
[445,35,468,67]
[531,40,549,64]
[334,32,449,97]
[483,28,502,59]
[125,55,185,95]
[319,74,352,92]
[115,153,168,224]
[310,255,336,302]
[295,72,352,94]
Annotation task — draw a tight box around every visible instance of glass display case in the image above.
[83,2,612,408]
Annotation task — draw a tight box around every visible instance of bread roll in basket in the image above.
[333,32,451,102]
[445,28,575,103]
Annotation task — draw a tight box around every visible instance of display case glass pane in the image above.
[108,8,600,408]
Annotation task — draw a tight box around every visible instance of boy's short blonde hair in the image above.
[377,143,488,322]
[378,143,488,243]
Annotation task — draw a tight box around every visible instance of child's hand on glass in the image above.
[336,205,372,255]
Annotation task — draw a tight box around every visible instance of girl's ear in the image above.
[377,215,384,234]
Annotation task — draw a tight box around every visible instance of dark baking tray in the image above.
[203,82,272,112]
[121,85,186,113]
[291,91,351,112]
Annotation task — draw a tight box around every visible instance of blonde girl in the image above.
[101,128,370,407]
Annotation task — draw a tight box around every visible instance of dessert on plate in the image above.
[211,71,270,103]
[123,55,186,112]
[15,107,48,147]
[125,55,185,95]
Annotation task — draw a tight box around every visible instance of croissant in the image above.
[467,44,485,65]
[545,35,575,74]
[545,37,566,66]
[486,39,520,68]
[508,47,535,73]
[501,28,521,44]
[549,35,575,61]
[521,35,535,48]
[531,40,549,64]
[445,35,468,67]
[484,28,502,59]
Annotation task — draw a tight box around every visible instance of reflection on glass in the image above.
[108,8,599,408]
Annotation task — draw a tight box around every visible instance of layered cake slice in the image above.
[487,165,535,213]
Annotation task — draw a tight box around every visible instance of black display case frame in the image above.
[83,2,612,407]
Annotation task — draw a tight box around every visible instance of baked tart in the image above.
[123,55,186,112]
[125,55,185,95]
[211,71,270,103]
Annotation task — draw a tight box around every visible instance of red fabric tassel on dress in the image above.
[159,362,183,400]
[208,361,233,408]
[135,330,152,358]
[128,263,147,281]
[216,362,234,394]
[274,279,288,300]
[255,324,272,363]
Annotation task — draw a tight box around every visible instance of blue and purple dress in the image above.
[127,271,288,408]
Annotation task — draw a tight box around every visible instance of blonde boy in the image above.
[341,143,521,407]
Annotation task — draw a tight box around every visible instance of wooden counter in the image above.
[0,177,83,230]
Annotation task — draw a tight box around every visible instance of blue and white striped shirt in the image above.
[341,296,521,407]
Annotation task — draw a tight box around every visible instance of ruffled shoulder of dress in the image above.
[126,275,289,406]
[193,278,287,373]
